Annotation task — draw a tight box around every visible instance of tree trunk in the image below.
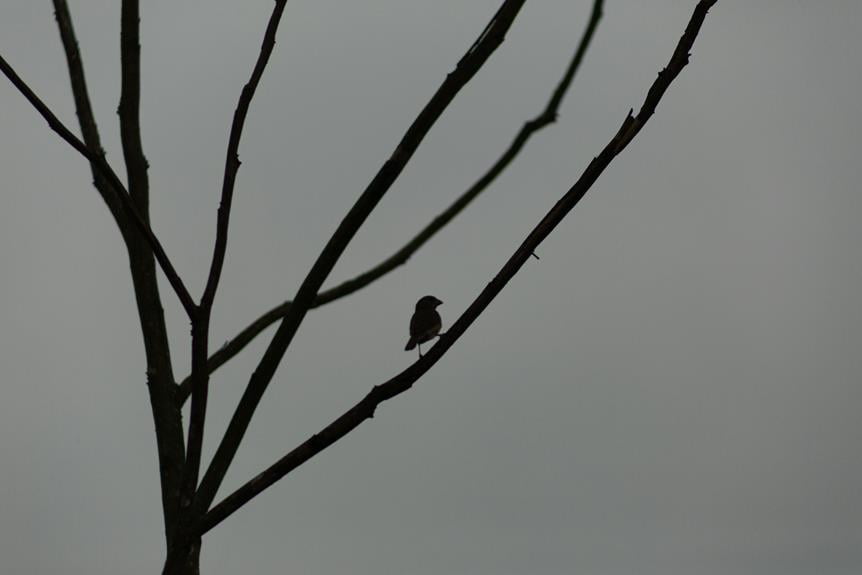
[163,541,201,575]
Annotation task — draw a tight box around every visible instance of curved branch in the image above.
[190,0,529,518]
[201,1,290,310]
[193,0,720,537]
[0,53,197,319]
[176,0,605,404]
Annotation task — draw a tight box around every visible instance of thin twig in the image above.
[194,0,720,538]
[190,0,528,519]
[201,0,291,310]
[175,0,605,405]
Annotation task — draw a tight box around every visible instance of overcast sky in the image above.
[1,1,860,574]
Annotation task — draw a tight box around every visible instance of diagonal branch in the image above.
[191,0,529,518]
[52,0,123,226]
[0,52,197,319]
[193,0,720,537]
[201,0,290,310]
[175,0,605,405]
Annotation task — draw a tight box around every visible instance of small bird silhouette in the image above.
[405,295,443,358]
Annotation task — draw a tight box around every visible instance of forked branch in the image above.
[175,0,606,404]
[201,1,291,310]
[0,55,197,317]
[52,0,188,536]
[190,0,529,518]
[52,0,122,225]
[184,2,293,498]
[194,0,720,538]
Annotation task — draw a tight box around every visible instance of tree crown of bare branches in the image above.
[0,1,719,572]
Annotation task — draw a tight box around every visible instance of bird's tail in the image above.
[405,338,416,351]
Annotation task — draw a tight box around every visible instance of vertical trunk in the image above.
[163,540,201,575]
[126,234,186,542]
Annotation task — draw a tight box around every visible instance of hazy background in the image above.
[1,1,860,573]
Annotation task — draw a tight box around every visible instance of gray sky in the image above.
[1,1,861,574]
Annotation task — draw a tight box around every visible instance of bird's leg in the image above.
[418,343,423,358]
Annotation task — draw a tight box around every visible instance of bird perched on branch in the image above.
[405,295,443,358]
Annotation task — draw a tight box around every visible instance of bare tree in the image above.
[0,1,719,572]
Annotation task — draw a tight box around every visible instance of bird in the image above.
[405,295,443,358]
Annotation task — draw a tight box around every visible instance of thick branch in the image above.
[194,0,720,537]
[50,0,187,541]
[119,0,149,211]
[0,54,197,317]
[180,317,210,514]
[191,0,528,517]
[175,0,605,405]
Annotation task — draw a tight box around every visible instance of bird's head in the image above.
[415,295,443,310]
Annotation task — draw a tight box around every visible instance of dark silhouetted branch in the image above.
[201,0,291,310]
[190,0,528,517]
[52,0,123,225]
[184,2,294,507]
[118,0,149,212]
[51,0,187,540]
[175,0,605,405]
[181,317,210,519]
[0,54,197,318]
[194,0,719,537]
[177,300,288,403]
